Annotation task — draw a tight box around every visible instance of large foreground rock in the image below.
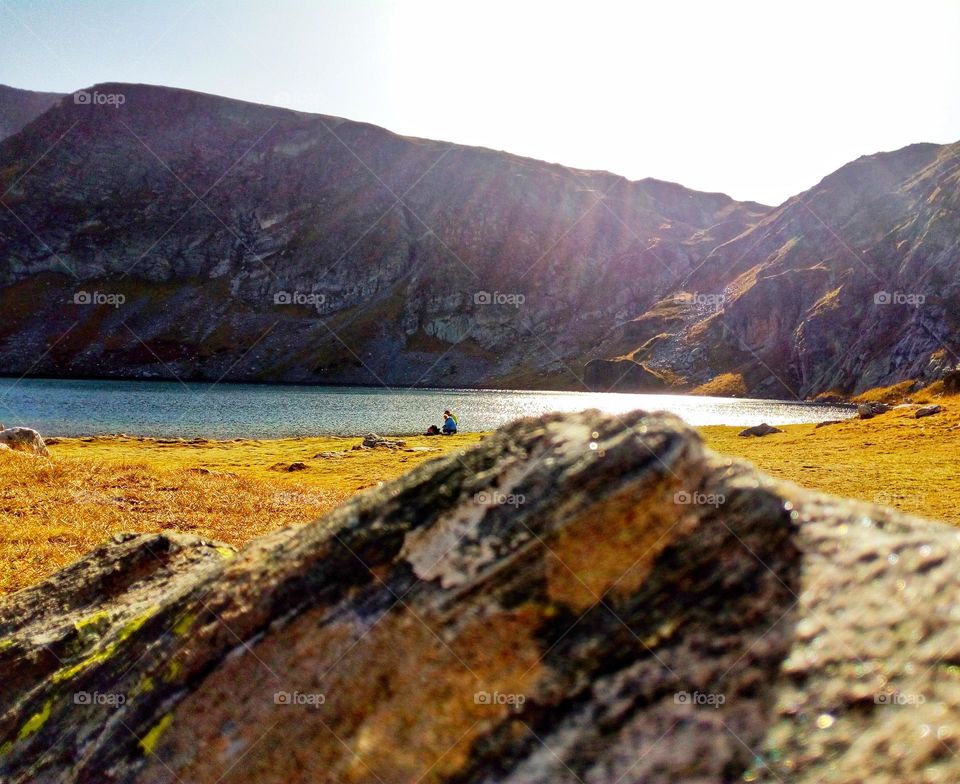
[2,410,959,783]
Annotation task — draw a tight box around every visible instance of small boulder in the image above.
[360,433,406,449]
[815,420,843,428]
[186,467,237,478]
[915,404,943,419]
[857,401,891,419]
[943,369,960,394]
[269,461,308,472]
[738,423,784,437]
[313,451,347,459]
[0,426,49,456]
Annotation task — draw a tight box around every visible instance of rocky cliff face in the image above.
[3,410,960,783]
[620,142,960,397]
[0,83,766,389]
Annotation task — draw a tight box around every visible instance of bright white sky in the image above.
[1,0,958,205]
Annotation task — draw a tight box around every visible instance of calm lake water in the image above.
[0,378,855,439]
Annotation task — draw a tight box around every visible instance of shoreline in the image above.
[16,409,861,441]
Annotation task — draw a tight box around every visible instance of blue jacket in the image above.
[442,415,458,433]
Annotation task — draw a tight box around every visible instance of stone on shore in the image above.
[738,422,783,437]
[357,433,407,449]
[857,401,891,419]
[0,426,49,456]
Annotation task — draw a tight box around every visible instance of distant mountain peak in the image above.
[0,84,65,142]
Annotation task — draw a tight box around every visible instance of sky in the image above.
[1,0,958,206]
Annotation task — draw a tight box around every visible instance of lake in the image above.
[0,378,855,439]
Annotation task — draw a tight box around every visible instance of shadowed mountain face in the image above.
[0,82,956,396]
[0,83,767,390]
[0,85,64,142]
[620,142,960,398]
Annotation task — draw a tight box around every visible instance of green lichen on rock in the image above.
[131,674,155,697]
[52,605,157,683]
[74,609,111,634]
[117,607,157,641]
[138,714,173,756]
[164,659,183,683]
[171,611,197,636]
[17,699,52,741]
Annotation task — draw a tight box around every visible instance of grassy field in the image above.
[700,400,959,525]
[0,433,483,595]
[0,395,955,596]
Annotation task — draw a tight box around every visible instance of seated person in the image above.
[442,409,458,435]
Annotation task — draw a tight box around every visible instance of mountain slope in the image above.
[0,82,768,389]
[2,82,957,397]
[616,141,960,397]
[0,85,65,142]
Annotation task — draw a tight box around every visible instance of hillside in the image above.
[1,82,957,397]
[0,84,64,142]
[617,141,960,397]
[0,83,767,390]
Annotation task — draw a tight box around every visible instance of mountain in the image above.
[617,141,960,397]
[0,85,65,142]
[0,81,957,397]
[0,83,767,389]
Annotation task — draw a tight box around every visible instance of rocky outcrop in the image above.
[3,410,960,783]
[624,141,960,397]
[359,433,407,449]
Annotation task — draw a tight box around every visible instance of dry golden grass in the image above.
[2,390,957,597]
[690,372,747,397]
[0,433,482,596]
[701,393,960,525]
[850,379,946,405]
[851,380,919,404]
